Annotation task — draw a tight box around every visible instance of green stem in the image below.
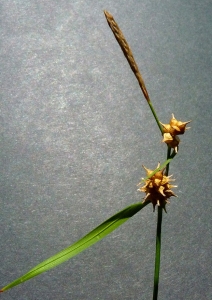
[148,101,164,135]
[165,146,172,176]
[152,146,172,300]
[153,206,163,300]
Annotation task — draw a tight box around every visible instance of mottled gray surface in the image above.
[0,1,211,299]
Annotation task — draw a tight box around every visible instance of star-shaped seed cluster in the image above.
[138,163,177,211]
[160,114,191,152]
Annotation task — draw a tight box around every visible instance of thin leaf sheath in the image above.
[104,10,150,102]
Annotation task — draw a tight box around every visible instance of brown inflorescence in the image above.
[160,114,191,152]
[138,163,177,212]
[104,10,150,102]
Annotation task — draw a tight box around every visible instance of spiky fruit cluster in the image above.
[138,163,177,211]
[160,114,191,152]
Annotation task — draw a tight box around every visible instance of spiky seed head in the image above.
[138,163,177,211]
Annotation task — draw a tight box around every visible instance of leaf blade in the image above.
[1,201,149,292]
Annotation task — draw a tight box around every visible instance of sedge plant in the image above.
[0,11,191,299]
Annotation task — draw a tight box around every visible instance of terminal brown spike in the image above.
[104,10,150,102]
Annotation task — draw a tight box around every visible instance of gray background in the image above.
[1,0,211,299]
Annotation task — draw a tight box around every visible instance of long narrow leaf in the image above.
[0,201,149,292]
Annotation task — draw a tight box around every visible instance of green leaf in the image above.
[0,201,149,292]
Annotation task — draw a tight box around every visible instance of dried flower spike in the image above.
[104,10,150,102]
[138,163,177,212]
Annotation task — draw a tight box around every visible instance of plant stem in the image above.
[165,146,172,176]
[153,206,163,300]
[148,101,163,135]
[152,146,172,300]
